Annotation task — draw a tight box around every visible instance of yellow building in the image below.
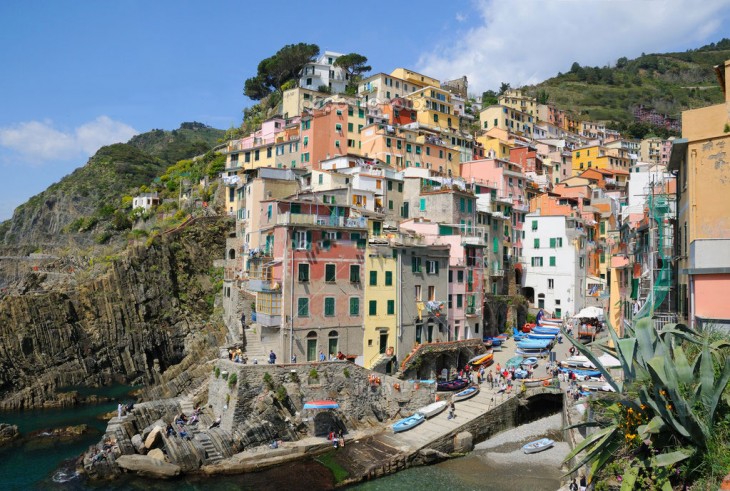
[571,145,631,175]
[363,242,398,370]
[476,130,514,160]
[498,89,537,117]
[389,68,440,89]
[479,105,534,137]
[668,58,730,330]
[406,86,456,130]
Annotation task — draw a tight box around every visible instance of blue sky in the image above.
[1,0,729,221]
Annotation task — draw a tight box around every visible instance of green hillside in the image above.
[0,123,225,246]
[526,39,730,127]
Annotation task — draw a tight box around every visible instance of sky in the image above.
[1,0,729,221]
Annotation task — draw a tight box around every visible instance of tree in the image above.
[536,89,549,105]
[243,43,320,100]
[498,82,511,95]
[333,53,371,94]
[481,90,498,106]
[616,56,628,69]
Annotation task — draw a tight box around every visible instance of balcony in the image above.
[490,269,504,277]
[465,305,478,317]
[277,212,367,229]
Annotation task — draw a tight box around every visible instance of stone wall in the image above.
[210,360,435,439]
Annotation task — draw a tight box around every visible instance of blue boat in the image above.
[392,412,425,433]
[523,438,555,454]
[533,327,560,335]
[516,348,551,357]
[521,357,539,368]
[517,339,552,349]
[514,368,528,379]
[485,337,503,347]
[454,385,480,402]
[527,332,556,340]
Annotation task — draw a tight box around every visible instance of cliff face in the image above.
[0,217,230,410]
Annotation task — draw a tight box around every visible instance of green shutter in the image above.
[385,271,393,286]
[534,238,540,248]
[325,297,335,316]
[549,256,556,266]
[387,300,395,315]
[369,271,377,286]
[550,238,556,248]
[349,297,359,315]
[369,300,377,316]
[306,231,312,250]
[297,298,309,317]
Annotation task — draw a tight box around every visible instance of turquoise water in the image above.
[0,385,137,491]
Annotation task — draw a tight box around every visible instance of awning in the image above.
[303,400,339,410]
[573,306,604,319]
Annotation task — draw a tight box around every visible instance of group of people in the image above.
[327,429,346,448]
[229,348,251,364]
[164,406,221,440]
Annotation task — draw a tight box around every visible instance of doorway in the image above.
[379,331,388,354]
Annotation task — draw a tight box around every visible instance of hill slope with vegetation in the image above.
[524,39,730,133]
[0,122,225,248]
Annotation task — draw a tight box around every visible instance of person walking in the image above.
[268,350,277,364]
[319,350,326,362]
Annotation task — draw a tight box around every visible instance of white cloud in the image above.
[419,0,730,93]
[0,116,138,164]
[455,12,467,22]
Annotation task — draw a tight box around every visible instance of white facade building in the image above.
[299,51,348,94]
[522,214,587,319]
[132,193,160,211]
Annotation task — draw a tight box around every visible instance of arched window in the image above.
[228,248,236,260]
[328,330,339,358]
[306,331,317,362]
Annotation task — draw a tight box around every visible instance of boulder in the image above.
[0,423,19,446]
[131,434,146,454]
[144,426,162,449]
[147,448,166,461]
[116,455,181,479]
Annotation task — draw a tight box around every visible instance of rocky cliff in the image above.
[0,217,231,410]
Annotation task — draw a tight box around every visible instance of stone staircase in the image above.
[178,397,223,464]
[243,325,267,361]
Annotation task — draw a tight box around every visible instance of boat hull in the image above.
[418,400,448,418]
[522,438,555,454]
[453,386,480,402]
[437,379,469,391]
[523,377,552,388]
[392,413,425,433]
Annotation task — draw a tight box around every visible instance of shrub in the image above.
[275,385,288,402]
[228,373,238,389]
[289,371,299,383]
[343,368,350,378]
[214,367,220,378]
[309,368,319,381]
[263,372,275,390]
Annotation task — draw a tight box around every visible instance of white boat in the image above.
[522,438,555,454]
[561,356,594,368]
[417,400,448,419]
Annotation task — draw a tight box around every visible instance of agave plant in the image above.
[563,318,730,487]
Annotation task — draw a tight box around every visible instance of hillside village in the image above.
[202,50,730,370]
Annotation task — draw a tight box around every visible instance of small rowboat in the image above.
[486,337,503,347]
[437,378,468,391]
[417,400,448,418]
[468,352,494,366]
[527,332,556,340]
[303,400,339,409]
[560,367,602,380]
[521,357,539,369]
[522,438,554,454]
[523,376,552,388]
[515,348,552,357]
[561,356,593,368]
[453,385,480,402]
[392,412,425,433]
[505,355,524,369]
[532,326,560,335]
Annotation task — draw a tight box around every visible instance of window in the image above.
[557,237,563,247]
[388,200,393,210]
[460,198,465,212]
[369,300,377,316]
[456,294,463,308]
[534,238,540,249]
[427,260,439,274]
[324,297,335,317]
[385,271,393,286]
[369,271,378,286]
[420,198,426,211]
[449,270,453,283]
[297,298,309,317]
[325,264,336,282]
[398,183,403,192]
[549,256,556,267]
[387,300,395,315]
[531,220,538,231]
[531,257,543,267]
[349,297,359,316]
[457,270,464,283]
[548,279,554,289]
[350,265,360,283]
[411,256,422,273]
[298,263,310,282]
[579,257,585,268]
[549,237,556,248]
[415,285,422,301]
[428,286,435,301]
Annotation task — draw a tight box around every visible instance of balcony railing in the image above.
[490,269,504,277]
[276,212,367,229]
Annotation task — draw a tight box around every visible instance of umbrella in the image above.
[303,400,339,410]
[573,306,604,319]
